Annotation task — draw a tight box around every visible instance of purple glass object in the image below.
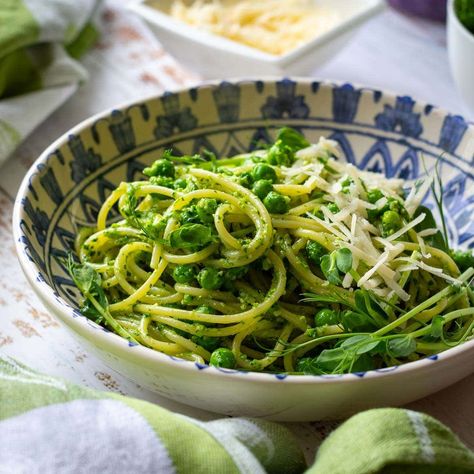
[388,0,447,22]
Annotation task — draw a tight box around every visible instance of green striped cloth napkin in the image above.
[0,0,101,164]
[1,356,473,473]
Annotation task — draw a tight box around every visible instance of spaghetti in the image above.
[69,128,474,374]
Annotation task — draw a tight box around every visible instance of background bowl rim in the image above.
[449,0,474,46]
[13,77,474,384]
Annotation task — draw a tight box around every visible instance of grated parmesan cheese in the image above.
[385,213,426,242]
[401,258,462,285]
[167,0,341,56]
[404,177,432,217]
[289,139,457,304]
[417,228,439,237]
[358,253,389,287]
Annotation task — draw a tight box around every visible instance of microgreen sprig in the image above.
[67,254,139,344]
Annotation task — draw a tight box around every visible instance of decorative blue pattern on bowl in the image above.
[15,79,474,382]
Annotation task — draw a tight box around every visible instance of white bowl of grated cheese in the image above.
[129,0,384,78]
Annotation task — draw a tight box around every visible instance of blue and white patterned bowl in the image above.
[13,79,474,421]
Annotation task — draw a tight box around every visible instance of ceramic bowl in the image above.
[448,0,474,115]
[128,0,384,78]
[13,79,474,421]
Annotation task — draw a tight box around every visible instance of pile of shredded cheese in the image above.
[165,0,341,55]
[282,138,453,302]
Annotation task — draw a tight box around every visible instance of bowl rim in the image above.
[127,0,385,65]
[449,0,474,46]
[13,77,474,384]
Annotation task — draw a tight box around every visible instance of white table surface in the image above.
[1,1,473,462]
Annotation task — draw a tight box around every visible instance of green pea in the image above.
[251,163,277,183]
[252,179,273,200]
[312,209,324,220]
[367,189,383,204]
[179,206,200,224]
[266,141,294,166]
[341,178,352,193]
[149,176,174,188]
[195,305,216,314]
[174,178,188,189]
[196,198,218,224]
[451,249,474,272]
[143,159,175,178]
[367,209,379,223]
[239,172,253,188]
[191,335,220,352]
[389,198,402,212]
[310,190,324,200]
[315,308,339,327]
[210,348,236,368]
[225,265,250,281]
[381,210,401,236]
[172,264,197,284]
[263,191,290,214]
[327,203,340,214]
[197,267,223,290]
[181,294,194,305]
[306,241,327,265]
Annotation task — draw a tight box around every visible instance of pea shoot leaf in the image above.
[315,348,347,371]
[351,353,376,372]
[296,357,325,375]
[354,290,369,315]
[67,255,107,308]
[320,254,342,285]
[430,316,444,339]
[67,254,139,344]
[67,255,109,325]
[335,248,353,273]
[340,335,381,355]
[387,335,416,357]
[414,206,447,251]
[354,290,387,327]
[341,310,375,332]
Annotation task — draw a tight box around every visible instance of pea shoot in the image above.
[320,248,353,285]
[251,163,277,183]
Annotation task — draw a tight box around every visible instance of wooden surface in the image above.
[0,1,472,461]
